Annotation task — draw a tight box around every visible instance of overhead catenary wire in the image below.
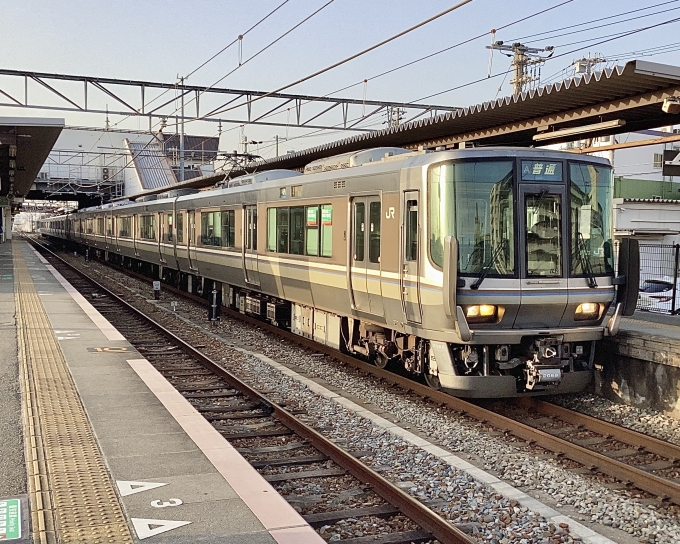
[510,0,680,43]
[197,0,475,122]
[413,15,680,103]
[198,0,574,141]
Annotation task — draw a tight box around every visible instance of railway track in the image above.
[32,239,474,544]
[36,240,680,513]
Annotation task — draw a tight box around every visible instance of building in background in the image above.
[34,128,220,203]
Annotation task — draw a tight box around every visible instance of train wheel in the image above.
[373,352,390,369]
[424,372,441,390]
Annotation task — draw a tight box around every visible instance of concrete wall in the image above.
[598,330,680,416]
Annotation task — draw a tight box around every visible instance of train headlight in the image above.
[575,302,600,321]
[465,304,498,323]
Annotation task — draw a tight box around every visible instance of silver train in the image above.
[40,147,639,398]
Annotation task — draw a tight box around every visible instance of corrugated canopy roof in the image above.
[122,60,680,199]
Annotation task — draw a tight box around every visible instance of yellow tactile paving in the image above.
[13,241,134,544]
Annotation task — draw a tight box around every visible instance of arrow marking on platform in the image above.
[116,480,168,496]
[132,518,191,539]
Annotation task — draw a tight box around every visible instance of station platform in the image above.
[0,239,323,543]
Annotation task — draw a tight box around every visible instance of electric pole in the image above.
[487,42,554,95]
[179,76,185,182]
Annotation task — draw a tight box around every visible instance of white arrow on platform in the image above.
[132,518,191,539]
[116,480,168,497]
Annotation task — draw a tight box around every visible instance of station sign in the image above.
[663,149,680,177]
[0,498,22,540]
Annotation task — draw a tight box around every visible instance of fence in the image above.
[637,244,680,315]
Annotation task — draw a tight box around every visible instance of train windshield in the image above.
[569,163,614,276]
[429,160,515,276]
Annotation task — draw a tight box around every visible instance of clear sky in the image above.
[1,0,679,158]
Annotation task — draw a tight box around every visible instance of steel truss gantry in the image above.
[0,68,458,132]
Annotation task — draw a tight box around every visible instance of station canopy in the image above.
[0,117,64,210]
[130,60,680,198]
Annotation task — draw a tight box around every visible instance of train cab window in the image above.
[526,193,562,277]
[119,216,131,238]
[140,215,156,240]
[354,203,365,262]
[368,202,380,263]
[290,207,304,255]
[222,210,235,248]
[321,205,332,258]
[305,206,319,256]
[201,211,221,246]
[176,212,184,244]
[405,200,418,261]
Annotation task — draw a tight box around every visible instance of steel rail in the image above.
[30,239,474,544]
[40,240,680,505]
[517,397,680,462]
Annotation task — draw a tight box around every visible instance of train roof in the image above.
[68,146,611,215]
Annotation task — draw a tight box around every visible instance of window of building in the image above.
[140,215,156,240]
[654,153,663,168]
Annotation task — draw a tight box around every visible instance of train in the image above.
[39,146,639,398]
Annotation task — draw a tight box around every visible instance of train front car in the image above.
[411,148,631,397]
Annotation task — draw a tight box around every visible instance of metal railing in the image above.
[637,243,680,314]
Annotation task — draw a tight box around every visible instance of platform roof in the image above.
[125,59,680,199]
[0,117,64,209]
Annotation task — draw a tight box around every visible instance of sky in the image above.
[1,0,679,158]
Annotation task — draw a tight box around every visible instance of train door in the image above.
[515,184,568,327]
[243,205,260,286]
[400,191,422,324]
[188,210,198,271]
[349,196,384,315]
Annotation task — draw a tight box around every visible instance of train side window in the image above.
[267,208,277,252]
[140,215,156,240]
[176,212,184,243]
[277,208,289,253]
[167,213,174,242]
[119,216,131,237]
[369,202,380,263]
[321,204,332,257]
[106,217,112,236]
[405,200,418,261]
[354,202,365,262]
[305,206,319,256]
[201,211,221,246]
[290,207,304,255]
[222,210,235,248]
